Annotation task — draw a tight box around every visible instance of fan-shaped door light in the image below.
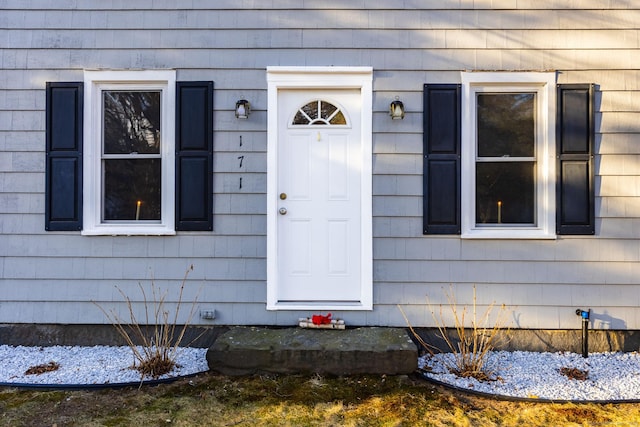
[235,99,251,119]
[389,96,405,120]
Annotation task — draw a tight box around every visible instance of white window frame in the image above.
[82,70,176,236]
[461,72,556,239]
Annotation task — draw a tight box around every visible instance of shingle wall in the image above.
[1,1,639,328]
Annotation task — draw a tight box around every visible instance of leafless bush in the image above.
[94,265,200,379]
[400,285,510,382]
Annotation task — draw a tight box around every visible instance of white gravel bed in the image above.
[0,345,209,386]
[420,350,640,401]
[4,345,639,401]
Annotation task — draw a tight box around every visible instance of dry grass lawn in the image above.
[1,372,640,426]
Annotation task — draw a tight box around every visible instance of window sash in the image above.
[101,89,163,223]
[475,91,538,226]
[102,158,162,222]
[476,92,536,158]
[475,161,536,226]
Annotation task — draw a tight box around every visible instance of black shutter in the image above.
[45,82,83,231]
[556,84,595,235]
[423,84,461,234]
[175,81,214,231]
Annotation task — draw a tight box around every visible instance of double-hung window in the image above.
[45,73,214,234]
[461,72,556,238]
[84,70,176,235]
[423,72,594,238]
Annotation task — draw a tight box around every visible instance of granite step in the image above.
[206,326,418,376]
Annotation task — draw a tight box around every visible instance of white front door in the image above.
[278,90,361,302]
[266,67,373,310]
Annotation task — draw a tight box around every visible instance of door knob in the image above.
[279,207,287,215]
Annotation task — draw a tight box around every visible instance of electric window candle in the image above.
[135,200,141,220]
[497,200,502,224]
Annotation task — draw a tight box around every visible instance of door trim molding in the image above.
[266,66,373,310]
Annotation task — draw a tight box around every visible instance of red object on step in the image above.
[311,313,332,325]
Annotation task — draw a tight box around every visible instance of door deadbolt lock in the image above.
[279,193,287,200]
[279,207,287,215]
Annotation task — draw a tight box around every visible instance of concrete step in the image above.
[206,326,418,376]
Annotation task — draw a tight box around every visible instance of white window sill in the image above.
[81,225,176,236]
[461,228,557,240]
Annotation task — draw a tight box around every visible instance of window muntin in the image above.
[461,72,555,239]
[291,100,347,125]
[83,70,176,235]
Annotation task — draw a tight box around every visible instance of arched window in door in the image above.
[291,100,347,126]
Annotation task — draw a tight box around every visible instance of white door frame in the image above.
[266,66,373,310]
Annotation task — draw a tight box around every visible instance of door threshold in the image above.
[267,301,372,311]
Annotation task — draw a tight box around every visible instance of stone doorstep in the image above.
[206,326,418,376]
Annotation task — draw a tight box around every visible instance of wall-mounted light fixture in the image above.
[235,99,251,119]
[389,96,405,120]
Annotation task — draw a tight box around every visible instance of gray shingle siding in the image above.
[1,2,639,327]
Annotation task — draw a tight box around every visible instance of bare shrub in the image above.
[400,285,510,382]
[94,265,201,379]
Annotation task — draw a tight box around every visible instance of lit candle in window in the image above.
[136,200,141,220]
[497,200,502,224]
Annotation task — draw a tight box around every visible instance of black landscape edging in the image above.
[0,370,208,391]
